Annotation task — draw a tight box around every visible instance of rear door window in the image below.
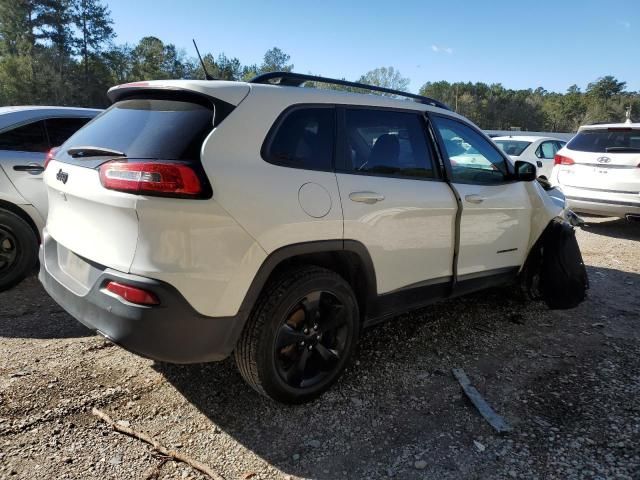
[536,141,559,159]
[0,120,49,153]
[263,107,335,171]
[46,117,92,147]
[343,108,436,179]
[61,98,214,161]
[568,129,640,153]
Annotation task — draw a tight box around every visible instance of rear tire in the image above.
[235,265,360,404]
[0,209,38,292]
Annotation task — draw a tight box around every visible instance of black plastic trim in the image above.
[238,240,518,329]
[364,267,519,327]
[237,239,378,320]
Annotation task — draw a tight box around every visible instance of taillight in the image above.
[44,147,59,170]
[99,161,203,197]
[105,281,159,305]
[554,154,574,166]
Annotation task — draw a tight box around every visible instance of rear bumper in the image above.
[565,195,640,217]
[557,184,640,217]
[38,230,245,363]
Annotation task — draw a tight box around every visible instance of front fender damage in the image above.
[520,181,589,310]
[520,219,589,309]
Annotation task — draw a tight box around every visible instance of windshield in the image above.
[494,140,531,156]
[568,129,640,153]
[62,98,214,160]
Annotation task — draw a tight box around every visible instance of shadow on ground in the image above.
[0,275,93,339]
[156,257,640,479]
[581,216,640,241]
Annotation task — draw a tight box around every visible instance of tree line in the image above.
[1,0,638,132]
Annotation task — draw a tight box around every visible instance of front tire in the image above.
[0,209,38,292]
[235,265,360,404]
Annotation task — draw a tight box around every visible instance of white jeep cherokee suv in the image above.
[39,73,587,403]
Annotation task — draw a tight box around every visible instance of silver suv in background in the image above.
[551,120,640,220]
[0,106,99,290]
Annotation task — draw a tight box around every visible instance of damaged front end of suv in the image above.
[519,179,589,309]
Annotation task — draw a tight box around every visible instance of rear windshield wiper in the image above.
[67,146,126,158]
[605,146,640,153]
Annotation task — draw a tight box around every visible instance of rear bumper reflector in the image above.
[105,281,160,305]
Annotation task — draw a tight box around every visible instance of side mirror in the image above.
[514,160,536,182]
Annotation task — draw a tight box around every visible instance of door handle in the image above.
[465,194,486,204]
[13,163,44,174]
[349,191,385,204]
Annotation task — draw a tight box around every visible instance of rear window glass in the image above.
[568,129,640,153]
[46,117,92,146]
[62,99,213,160]
[494,140,530,156]
[264,107,335,170]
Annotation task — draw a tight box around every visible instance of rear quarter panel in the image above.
[199,87,345,254]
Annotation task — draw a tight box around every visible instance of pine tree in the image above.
[38,0,75,103]
[71,0,114,104]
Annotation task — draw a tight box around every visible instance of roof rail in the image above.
[250,71,450,110]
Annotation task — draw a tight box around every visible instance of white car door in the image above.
[336,107,458,296]
[430,115,532,278]
[534,140,561,179]
[0,117,92,218]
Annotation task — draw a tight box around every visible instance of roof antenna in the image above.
[192,39,215,80]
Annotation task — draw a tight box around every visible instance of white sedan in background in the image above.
[494,136,567,179]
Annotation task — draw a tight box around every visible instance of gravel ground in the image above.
[1,216,639,480]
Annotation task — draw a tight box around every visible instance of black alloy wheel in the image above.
[235,265,360,403]
[274,290,349,389]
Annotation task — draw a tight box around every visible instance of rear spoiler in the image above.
[107,80,250,107]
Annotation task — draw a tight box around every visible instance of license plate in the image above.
[59,247,91,285]
[594,167,608,174]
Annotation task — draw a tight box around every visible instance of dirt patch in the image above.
[1,216,639,479]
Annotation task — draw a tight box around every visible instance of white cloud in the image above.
[432,44,453,54]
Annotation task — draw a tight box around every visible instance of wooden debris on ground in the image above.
[91,407,225,480]
[452,368,512,434]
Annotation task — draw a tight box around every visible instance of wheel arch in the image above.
[238,240,377,323]
[0,199,41,243]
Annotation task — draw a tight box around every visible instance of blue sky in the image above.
[106,0,639,93]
